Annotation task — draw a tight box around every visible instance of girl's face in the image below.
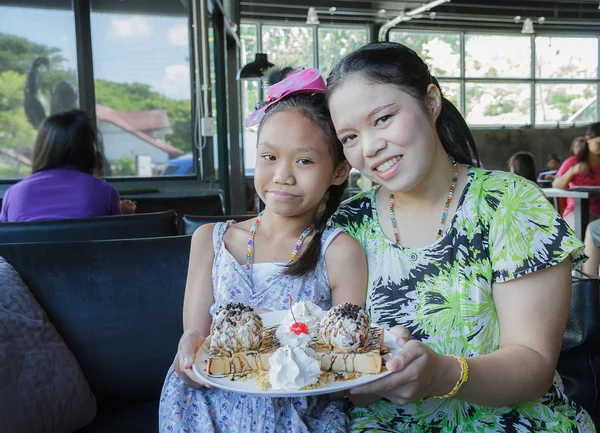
[586,136,600,156]
[328,76,440,193]
[254,109,348,218]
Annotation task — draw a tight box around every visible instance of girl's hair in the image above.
[326,41,479,166]
[578,122,600,163]
[257,66,347,278]
[508,151,537,183]
[32,109,97,174]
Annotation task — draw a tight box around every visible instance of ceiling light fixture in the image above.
[236,53,274,80]
[306,7,320,24]
[521,17,534,34]
[329,7,336,14]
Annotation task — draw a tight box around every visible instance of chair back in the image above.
[180,214,254,235]
[0,210,178,244]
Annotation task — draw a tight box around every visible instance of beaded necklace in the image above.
[389,157,458,245]
[245,212,314,271]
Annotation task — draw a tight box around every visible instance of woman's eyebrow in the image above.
[367,103,396,121]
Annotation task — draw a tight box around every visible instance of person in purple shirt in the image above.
[0,109,122,222]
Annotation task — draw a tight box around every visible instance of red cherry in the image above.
[290,322,309,335]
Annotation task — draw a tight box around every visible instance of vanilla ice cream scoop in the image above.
[319,302,370,351]
[268,346,321,391]
[210,303,263,353]
[276,301,324,348]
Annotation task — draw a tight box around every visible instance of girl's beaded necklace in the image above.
[245,211,314,272]
[389,157,458,245]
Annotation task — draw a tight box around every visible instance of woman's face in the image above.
[254,109,348,217]
[328,75,439,193]
[586,136,600,156]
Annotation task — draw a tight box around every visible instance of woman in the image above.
[553,123,600,228]
[326,42,594,432]
[0,109,121,222]
[508,151,537,183]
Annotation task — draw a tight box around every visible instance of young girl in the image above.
[159,67,367,432]
[326,42,595,432]
[553,122,600,228]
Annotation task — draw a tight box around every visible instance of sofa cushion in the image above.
[76,401,158,433]
[0,257,96,433]
[0,235,191,404]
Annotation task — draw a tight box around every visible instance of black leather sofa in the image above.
[180,213,254,235]
[0,235,191,433]
[0,210,178,244]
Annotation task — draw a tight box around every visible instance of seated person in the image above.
[508,151,537,183]
[553,122,600,229]
[537,153,562,187]
[93,150,136,215]
[0,109,122,222]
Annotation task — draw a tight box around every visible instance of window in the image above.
[465,35,530,78]
[466,83,531,125]
[440,81,461,109]
[390,31,460,77]
[262,25,313,69]
[90,1,193,177]
[536,37,598,79]
[0,2,78,180]
[318,27,368,78]
[536,84,597,125]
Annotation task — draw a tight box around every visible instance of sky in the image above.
[0,6,192,100]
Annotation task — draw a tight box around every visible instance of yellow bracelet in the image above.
[433,354,469,399]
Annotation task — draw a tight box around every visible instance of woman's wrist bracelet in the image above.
[434,354,469,399]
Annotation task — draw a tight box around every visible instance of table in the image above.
[542,187,600,239]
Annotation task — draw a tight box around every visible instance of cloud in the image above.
[168,23,188,46]
[156,64,191,100]
[110,16,151,39]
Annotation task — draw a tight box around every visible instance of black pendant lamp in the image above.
[237,53,274,80]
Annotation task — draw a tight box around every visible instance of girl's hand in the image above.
[349,326,459,405]
[175,328,213,389]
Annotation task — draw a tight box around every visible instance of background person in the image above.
[508,151,537,183]
[0,109,121,222]
[553,122,600,228]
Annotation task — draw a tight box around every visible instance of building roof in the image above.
[95,105,182,158]
[116,110,169,132]
[0,148,32,166]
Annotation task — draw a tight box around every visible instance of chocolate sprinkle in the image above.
[333,302,363,320]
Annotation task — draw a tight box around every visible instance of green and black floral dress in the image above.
[331,167,595,433]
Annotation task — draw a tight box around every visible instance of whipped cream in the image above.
[210,303,263,353]
[276,301,324,348]
[268,346,321,391]
[319,302,370,350]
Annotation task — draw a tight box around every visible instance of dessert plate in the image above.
[192,310,401,397]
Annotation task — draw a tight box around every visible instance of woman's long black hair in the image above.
[577,122,600,164]
[257,67,348,278]
[325,42,480,166]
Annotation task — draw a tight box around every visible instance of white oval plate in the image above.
[192,310,400,397]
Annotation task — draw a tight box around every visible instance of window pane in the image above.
[0,2,78,180]
[439,81,461,111]
[318,27,367,78]
[466,83,531,125]
[91,1,193,177]
[262,25,313,69]
[465,35,531,78]
[389,31,460,77]
[536,37,598,79]
[535,84,597,125]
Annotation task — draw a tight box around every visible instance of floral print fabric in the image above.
[331,167,595,433]
[159,221,348,433]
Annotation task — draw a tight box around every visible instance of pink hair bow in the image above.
[243,68,326,128]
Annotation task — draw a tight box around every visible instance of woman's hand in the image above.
[120,199,136,214]
[175,328,213,389]
[572,162,589,176]
[349,326,460,405]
